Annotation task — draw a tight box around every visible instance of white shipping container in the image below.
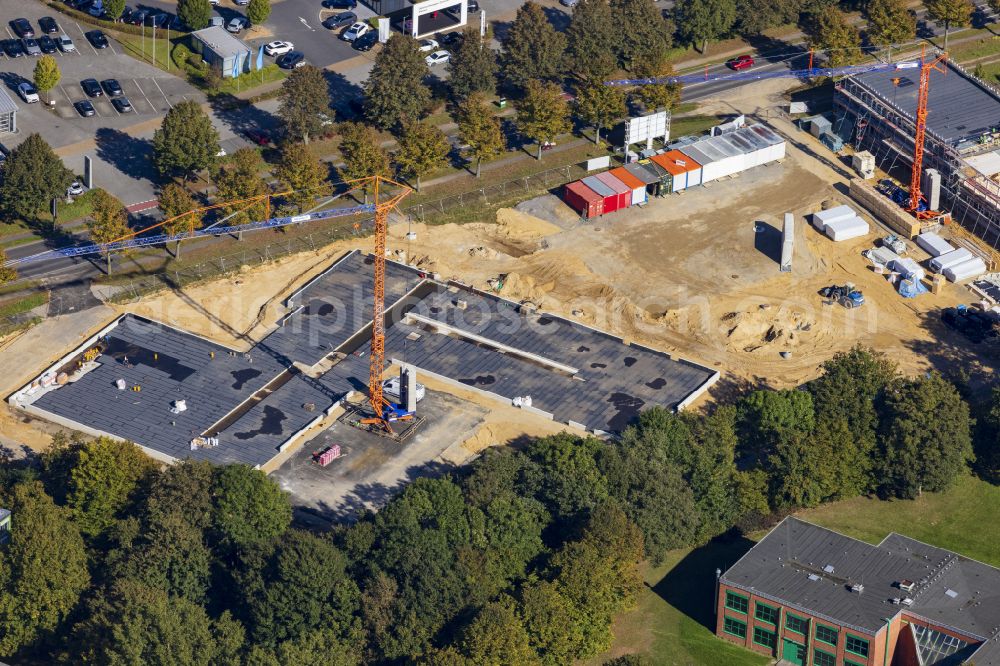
[681,144,724,183]
[944,257,987,282]
[929,248,974,272]
[824,216,870,241]
[916,232,954,257]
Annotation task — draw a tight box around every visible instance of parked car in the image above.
[21,39,42,56]
[86,30,110,48]
[425,50,450,66]
[119,6,134,22]
[111,96,133,113]
[81,78,103,97]
[1,40,25,58]
[341,21,369,41]
[101,79,123,96]
[418,38,438,52]
[322,0,357,7]
[226,17,247,33]
[264,40,294,56]
[88,2,106,18]
[38,36,58,53]
[58,34,76,52]
[74,100,96,117]
[128,9,147,25]
[276,51,305,69]
[17,82,39,103]
[467,0,479,11]
[439,31,463,47]
[352,31,377,51]
[209,16,224,27]
[11,19,34,38]
[234,0,250,5]
[67,181,85,196]
[244,128,271,145]
[323,11,355,29]
[726,54,754,71]
[38,17,59,34]
[209,0,219,5]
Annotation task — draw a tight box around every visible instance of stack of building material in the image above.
[849,179,923,238]
[929,247,974,273]
[812,204,856,232]
[916,232,955,257]
[944,257,988,282]
[865,246,900,267]
[890,257,926,281]
[825,215,870,241]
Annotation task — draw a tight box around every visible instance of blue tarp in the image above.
[899,278,929,298]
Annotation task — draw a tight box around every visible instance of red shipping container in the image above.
[564,181,604,218]
[581,175,619,214]
[594,171,632,211]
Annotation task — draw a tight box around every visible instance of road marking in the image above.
[76,23,99,55]
[299,17,315,30]
[134,78,155,111]
[151,78,172,109]
[5,26,14,39]
[126,199,159,214]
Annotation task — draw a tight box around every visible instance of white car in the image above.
[226,17,247,33]
[264,40,294,56]
[234,0,249,5]
[382,377,425,404]
[341,22,369,41]
[17,82,39,104]
[58,34,76,52]
[209,0,219,4]
[418,38,439,52]
[67,181,85,196]
[425,50,450,66]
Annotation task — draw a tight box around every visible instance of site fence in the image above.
[0,161,589,337]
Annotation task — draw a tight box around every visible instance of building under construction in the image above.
[834,61,1000,247]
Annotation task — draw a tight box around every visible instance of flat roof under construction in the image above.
[11,251,718,467]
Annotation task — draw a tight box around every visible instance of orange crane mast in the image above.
[908,48,949,217]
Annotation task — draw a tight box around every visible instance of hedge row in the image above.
[44,1,191,38]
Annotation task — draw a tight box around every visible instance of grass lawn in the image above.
[591,474,1000,664]
[671,115,725,137]
[0,292,49,318]
[945,34,1000,64]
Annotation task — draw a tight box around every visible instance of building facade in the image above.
[0,87,17,135]
[190,27,252,78]
[716,518,1000,665]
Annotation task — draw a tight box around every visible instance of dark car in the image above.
[38,35,58,53]
[86,30,109,48]
[322,11,355,29]
[352,31,377,51]
[129,9,147,25]
[467,0,479,12]
[11,19,34,38]
[438,31,463,47]
[38,17,59,34]
[81,78,103,97]
[244,128,271,145]
[119,6,134,22]
[111,96,133,113]
[321,0,357,7]
[147,12,169,28]
[276,51,305,69]
[101,79,123,96]
[1,40,25,58]
[74,100,96,117]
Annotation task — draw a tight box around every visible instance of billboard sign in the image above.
[624,111,669,149]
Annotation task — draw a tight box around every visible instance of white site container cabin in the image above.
[929,247,974,273]
[749,124,787,163]
[714,135,751,176]
[681,136,744,182]
[731,128,770,168]
[811,204,856,232]
[916,232,955,258]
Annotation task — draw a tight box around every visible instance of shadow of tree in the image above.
[95,128,157,186]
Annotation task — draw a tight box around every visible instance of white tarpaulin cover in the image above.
[944,257,987,282]
[824,215,869,241]
[890,257,926,281]
[929,248,974,273]
[916,232,954,257]
[812,205,855,231]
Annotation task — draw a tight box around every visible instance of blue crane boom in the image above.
[604,60,920,88]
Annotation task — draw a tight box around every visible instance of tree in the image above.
[459,598,540,666]
[0,133,73,220]
[247,0,271,26]
[866,0,915,60]
[0,248,16,285]
[278,65,329,144]
[66,437,156,537]
[574,82,626,144]
[364,35,431,130]
[458,94,506,177]
[516,80,571,160]
[501,2,566,90]
[247,629,359,666]
[144,460,216,531]
[113,511,213,603]
[926,0,972,50]
[877,373,973,499]
[153,100,220,179]
[449,26,498,99]
[87,189,132,275]
[0,482,90,657]
[738,389,815,466]
[177,0,212,30]
[975,384,1000,482]
[276,142,325,211]
[735,0,801,35]
[610,0,674,71]
[674,0,737,53]
[631,57,683,112]
[565,0,618,80]
[33,55,60,104]
[104,0,126,22]
[212,148,269,226]
[212,464,292,550]
[803,7,862,67]
[394,120,450,191]
[338,122,391,203]
[159,183,201,258]
[525,433,608,522]
[520,581,581,665]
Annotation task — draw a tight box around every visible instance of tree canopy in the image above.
[394,120,450,191]
[276,142,325,211]
[449,26,498,99]
[153,100,220,179]
[178,0,212,30]
[212,464,292,550]
[458,93,506,177]
[278,65,330,144]
[565,0,619,81]
[516,81,571,159]
[0,133,73,221]
[500,2,566,91]
[364,35,431,131]
[674,0,737,53]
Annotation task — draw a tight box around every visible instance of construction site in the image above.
[5,50,1000,518]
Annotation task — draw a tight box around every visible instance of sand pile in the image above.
[721,307,819,354]
[494,208,562,239]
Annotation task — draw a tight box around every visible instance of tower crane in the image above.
[606,49,949,220]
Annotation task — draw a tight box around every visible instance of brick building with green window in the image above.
[715,517,1000,665]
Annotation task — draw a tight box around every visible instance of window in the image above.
[786,613,809,635]
[814,648,837,666]
[753,627,777,649]
[816,624,839,646]
[847,661,867,666]
[755,602,780,625]
[725,591,749,614]
[723,616,747,639]
[846,634,870,658]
